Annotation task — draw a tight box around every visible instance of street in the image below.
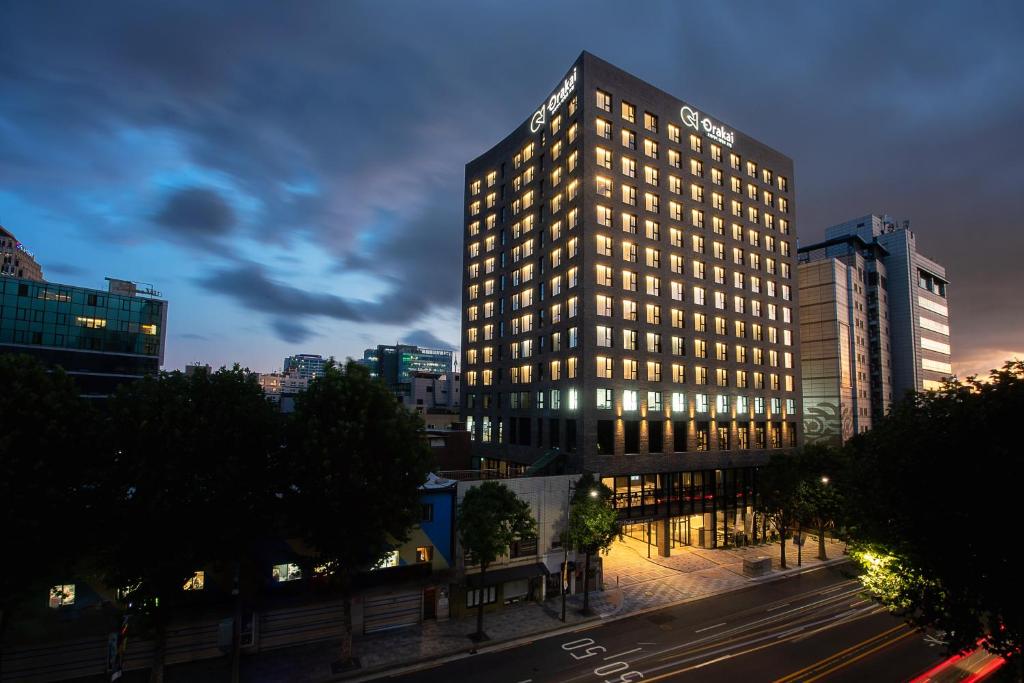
[385,565,951,683]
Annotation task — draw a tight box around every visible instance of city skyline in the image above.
[2,2,1022,375]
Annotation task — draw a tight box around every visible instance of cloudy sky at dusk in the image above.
[2,1,1021,376]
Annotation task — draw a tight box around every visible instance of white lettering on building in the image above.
[530,67,578,133]
[680,105,735,148]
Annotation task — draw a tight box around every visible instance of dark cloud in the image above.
[401,329,457,351]
[1,1,1023,368]
[178,332,209,340]
[270,318,315,344]
[153,186,235,245]
[194,259,451,341]
[44,262,88,277]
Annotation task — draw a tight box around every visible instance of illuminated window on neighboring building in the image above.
[49,584,75,608]
[183,571,205,591]
[272,563,303,582]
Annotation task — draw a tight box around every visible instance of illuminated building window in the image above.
[621,212,637,234]
[272,563,303,582]
[621,156,636,178]
[621,129,636,150]
[621,184,637,206]
[623,389,638,411]
[470,180,481,195]
[597,388,613,410]
[621,100,636,122]
[374,551,400,570]
[596,117,612,139]
[643,139,658,159]
[644,111,658,132]
[49,584,75,608]
[183,571,205,591]
[596,89,611,112]
[647,361,661,382]
[667,122,681,143]
[671,392,686,412]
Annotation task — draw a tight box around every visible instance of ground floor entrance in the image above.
[602,467,768,557]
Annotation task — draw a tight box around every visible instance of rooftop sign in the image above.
[529,67,578,133]
[680,105,735,148]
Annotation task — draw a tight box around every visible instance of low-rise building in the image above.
[0,275,167,397]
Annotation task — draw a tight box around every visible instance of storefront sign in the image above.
[680,105,735,148]
[530,67,578,133]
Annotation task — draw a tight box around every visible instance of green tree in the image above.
[92,366,281,683]
[795,444,845,561]
[457,481,536,641]
[758,451,805,569]
[844,361,1023,658]
[564,474,619,614]
[283,360,432,664]
[0,355,93,652]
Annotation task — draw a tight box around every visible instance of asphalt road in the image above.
[385,565,951,683]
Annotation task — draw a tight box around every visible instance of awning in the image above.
[465,562,549,588]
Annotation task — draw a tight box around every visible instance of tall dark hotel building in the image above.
[461,52,802,554]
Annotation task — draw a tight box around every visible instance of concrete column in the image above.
[657,517,671,557]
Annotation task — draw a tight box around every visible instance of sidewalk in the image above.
[239,538,849,682]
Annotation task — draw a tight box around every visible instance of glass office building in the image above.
[0,276,167,396]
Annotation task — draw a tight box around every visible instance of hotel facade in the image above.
[461,52,802,554]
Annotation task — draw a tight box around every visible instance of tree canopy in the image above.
[457,480,536,639]
[843,361,1024,657]
[0,355,93,632]
[565,473,619,613]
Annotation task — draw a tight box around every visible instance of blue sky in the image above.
[1,1,1022,375]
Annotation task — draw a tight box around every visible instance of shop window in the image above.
[49,584,75,608]
[183,571,205,591]
[466,585,497,608]
[272,563,303,582]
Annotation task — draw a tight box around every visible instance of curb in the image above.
[336,556,852,681]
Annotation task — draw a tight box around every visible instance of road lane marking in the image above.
[695,622,727,633]
[603,647,641,660]
[773,623,911,683]
[640,608,882,682]
[766,602,790,611]
[803,628,918,682]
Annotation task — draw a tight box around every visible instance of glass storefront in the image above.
[602,467,762,554]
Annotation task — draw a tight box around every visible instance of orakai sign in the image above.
[680,105,735,148]
[529,67,578,133]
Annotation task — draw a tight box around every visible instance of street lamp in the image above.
[821,476,830,485]
[561,481,598,622]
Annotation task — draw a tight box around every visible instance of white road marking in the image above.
[766,602,790,611]
[695,622,727,633]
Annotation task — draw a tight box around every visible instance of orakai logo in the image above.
[529,67,578,133]
[680,105,735,148]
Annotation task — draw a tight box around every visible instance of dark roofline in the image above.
[798,233,889,257]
